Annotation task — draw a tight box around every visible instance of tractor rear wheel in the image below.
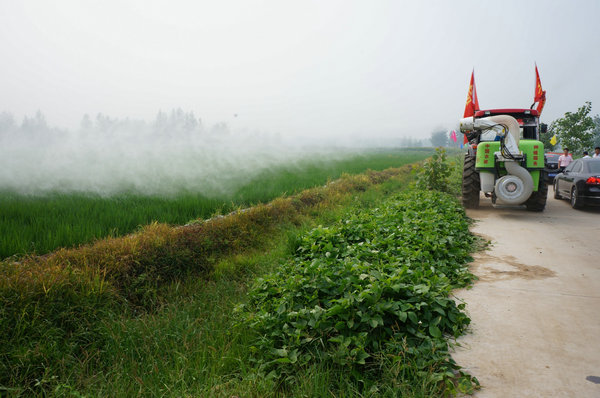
[462,154,480,209]
[525,177,548,211]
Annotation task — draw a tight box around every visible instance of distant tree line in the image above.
[0,108,233,139]
[398,136,428,147]
[398,129,463,149]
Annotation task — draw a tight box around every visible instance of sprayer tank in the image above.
[475,140,544,193]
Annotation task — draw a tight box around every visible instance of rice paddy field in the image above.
[0,149,431,259]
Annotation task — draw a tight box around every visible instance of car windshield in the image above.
[545,154,560,161]
[587,161,600,173]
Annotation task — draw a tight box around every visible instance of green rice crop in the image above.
[0,149,430,259]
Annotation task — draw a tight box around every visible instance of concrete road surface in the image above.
[452,186,600,397]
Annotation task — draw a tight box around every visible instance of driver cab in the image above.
[517,116,538,140]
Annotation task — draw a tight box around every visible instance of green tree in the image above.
[592,114,600,148]
[551,102,595,154]
[540,121,557,151]
[430,130,448,147]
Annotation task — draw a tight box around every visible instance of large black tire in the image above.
[462,154,480,209]
[553,180,561,199]
[525,178,548,212]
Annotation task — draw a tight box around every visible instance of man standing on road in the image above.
[593,147,600,158]
[558,148,573,171]
[583,151,591,159]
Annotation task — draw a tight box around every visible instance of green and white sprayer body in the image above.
[460,110,545,206]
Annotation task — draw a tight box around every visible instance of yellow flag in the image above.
[550,134,557,146]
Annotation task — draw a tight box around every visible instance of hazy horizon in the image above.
[1,0,599,140]
[0,106,433,197]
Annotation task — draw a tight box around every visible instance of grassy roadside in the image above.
[1,151,477,397]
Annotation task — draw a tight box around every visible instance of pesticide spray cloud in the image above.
[0,109,352,197]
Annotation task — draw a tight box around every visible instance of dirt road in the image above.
[452,187,600,397]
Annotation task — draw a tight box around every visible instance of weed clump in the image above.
[415,147,453,192]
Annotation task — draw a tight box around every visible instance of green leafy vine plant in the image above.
[237,190,479,395]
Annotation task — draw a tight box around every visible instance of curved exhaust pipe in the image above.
[487,115,533,204]
[485,115,521,152]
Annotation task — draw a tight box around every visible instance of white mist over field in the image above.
[1,1,599,198]
[0,110,376,197]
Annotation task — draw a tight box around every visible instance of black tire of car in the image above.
[525,177,548,211]
[570,186,583,209]
[553,180,561,199]
[462,154,480,209]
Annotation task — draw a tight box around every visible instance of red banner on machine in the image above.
[534,64,546,114]
[463,70,480,143]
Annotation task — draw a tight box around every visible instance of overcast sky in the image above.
[1,0,599,140]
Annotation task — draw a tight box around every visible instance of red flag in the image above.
[534,64,546,114]
[463,70,480,143]
[472,74,480,112]
[463,70,479,117]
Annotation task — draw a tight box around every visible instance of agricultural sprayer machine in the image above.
[459,67,548,211]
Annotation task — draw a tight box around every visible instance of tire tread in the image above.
[526,178,548,211]
[462,155,480,209]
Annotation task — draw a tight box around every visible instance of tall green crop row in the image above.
[0,150,429,259]
[239,190,478,395]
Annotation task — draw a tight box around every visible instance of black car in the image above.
[553,158,600,208]
[544,152,561,183]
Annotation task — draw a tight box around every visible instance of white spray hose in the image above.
[486,115,533,204]
[473,115,521,155]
